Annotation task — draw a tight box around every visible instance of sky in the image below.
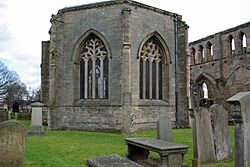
[0,0,250,89]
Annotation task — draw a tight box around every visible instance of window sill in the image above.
[135,99,169,106]
[75,99,110,107]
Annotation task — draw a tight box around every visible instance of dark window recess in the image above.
[80,59,85,99]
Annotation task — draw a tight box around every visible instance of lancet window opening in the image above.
[79,34,109,99]
[139,37,165,100]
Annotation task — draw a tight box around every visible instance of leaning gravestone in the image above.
[157,116,172,142]
[0,121,26,166]
[210,104,232,161]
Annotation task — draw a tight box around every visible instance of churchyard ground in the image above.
[17,120,234,167]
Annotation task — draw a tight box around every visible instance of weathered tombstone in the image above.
[227,91,250,167]
[210,104,232,161]
[0,105,8,122]
[192,107,217,164]
[0,121,26,166]
[190,105,232,166]
[157,116,172,142]
[27,102,45,136]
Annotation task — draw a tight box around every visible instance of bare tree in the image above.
[0,60,20,101]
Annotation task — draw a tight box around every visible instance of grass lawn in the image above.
[17,120,234,167]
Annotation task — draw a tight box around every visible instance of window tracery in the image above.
[79,34,109,99]
[139,37,164,100]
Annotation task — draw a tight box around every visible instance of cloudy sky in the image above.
[0,0,250,88]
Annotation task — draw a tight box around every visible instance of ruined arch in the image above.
[198,45,204,63]
[237,31,247,54]
[190,47,196,65]
[205,41,213,61]
[227,35,235,56]
[195,73,216,99]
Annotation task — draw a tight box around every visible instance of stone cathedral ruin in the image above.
[41,0,189,132]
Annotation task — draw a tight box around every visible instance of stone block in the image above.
[0,121,26,166]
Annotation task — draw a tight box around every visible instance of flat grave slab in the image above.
[87,154,143,167]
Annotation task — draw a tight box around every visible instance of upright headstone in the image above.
[0,121,26,166]
[157,116,172,142]
[190,105,233,166]
[227,92,250,167]
[28,102,45,136]
[210,104,232,161]
[0,105,8,123]
[193,107,217,164]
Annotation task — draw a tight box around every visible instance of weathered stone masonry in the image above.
[189,22,250,112]
[41,0,189,132]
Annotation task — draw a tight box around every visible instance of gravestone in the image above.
[0,105,8,123]
[190,105,232,166]
[27,102,45,136]
[227,92,250,167]
[0,121,26,166]
[157,116,172,142]
[210,104,232,161]
[193,107,217,164]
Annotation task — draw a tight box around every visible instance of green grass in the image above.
[16,120,235,167]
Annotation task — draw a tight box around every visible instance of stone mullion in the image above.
[100,58,104,99]
[149,59,152,99]
[143,59,146,99]
[92,57,96,99]
[156,61,159,100]
[84,58,88,99]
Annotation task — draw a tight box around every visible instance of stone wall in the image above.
[189,21,250,112]
[42,0,189,132]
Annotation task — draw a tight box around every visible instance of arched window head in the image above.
[79,33,109,99]
[139,36,168,100]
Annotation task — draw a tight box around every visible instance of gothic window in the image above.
[139,37,165,100]
[198,45,205,63]
[205,42,213,61]
[79,34,109,99]
[228,35,235,55]
[239,32,247,54]
[190,47,196,65]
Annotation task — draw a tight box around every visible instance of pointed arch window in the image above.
[139,37,165,100]
[79,34,109,99]
[241,33,247,54]
[228,35,235,55]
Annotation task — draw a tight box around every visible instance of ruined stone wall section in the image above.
[189,21,250,110]
[41,41,50,105]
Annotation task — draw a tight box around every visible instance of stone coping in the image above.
[58,0,181,19]
[125,137,188,155]
[87,154,143,167]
